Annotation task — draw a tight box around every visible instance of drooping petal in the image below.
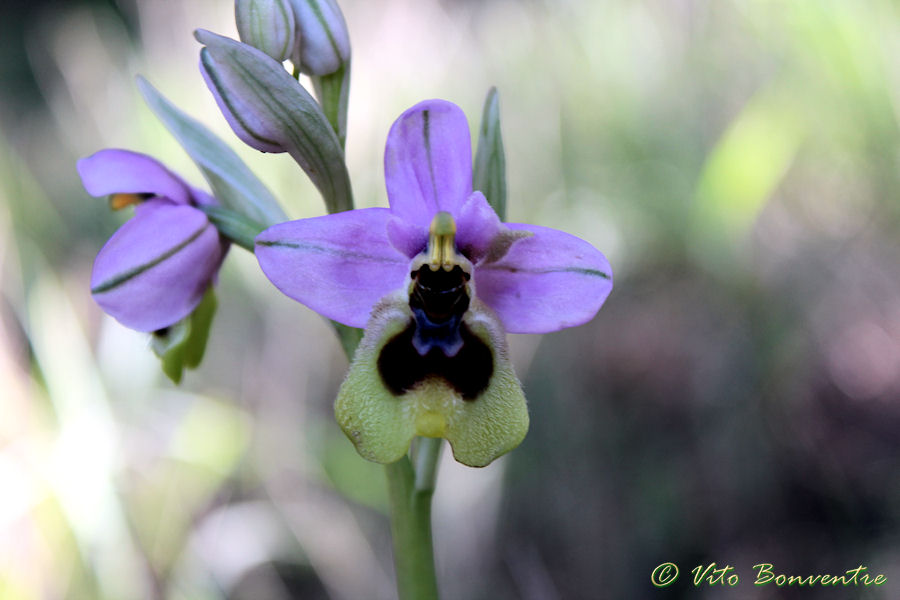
[255,208,409,327]
[474,223,613,334]
[384,99,473,228]
[335,295,528,467]
[90,200,225,331]
[77,149,192,204]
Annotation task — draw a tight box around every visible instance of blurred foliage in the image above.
[2,0,900,599]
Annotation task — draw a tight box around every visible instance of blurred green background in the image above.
[2,0,900,598]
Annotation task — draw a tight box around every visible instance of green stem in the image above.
[414,437,442,493]
[385,438,443,600]
[314,71,441,598]
[326,286,441,598]
[311,62,350,149]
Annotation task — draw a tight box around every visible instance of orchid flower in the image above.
[78,149,228,332]
[255,99,612,467]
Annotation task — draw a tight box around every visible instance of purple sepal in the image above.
[255,208,408,327]
[77,149,193,204]
[384,99,473,228]
[90,200,225,332]
[475,223,613,334]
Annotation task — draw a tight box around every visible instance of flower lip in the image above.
[335,293,529,468]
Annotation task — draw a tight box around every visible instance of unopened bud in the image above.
[288,0,350,75]
[196,29,353,213]
[235,0,297,62]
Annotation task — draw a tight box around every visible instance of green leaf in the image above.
[473,87,507,221]
[138,77,286,226]
[196,30,354,214]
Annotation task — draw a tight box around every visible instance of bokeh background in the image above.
[3,0,900,598]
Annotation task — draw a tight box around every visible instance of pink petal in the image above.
[384,100,473,228]
[386,216,427,258]
[91,200,225,331]
[255,208,410,327]
[77,149,192,204]
[455,191,502,262]
[474,224,613,334]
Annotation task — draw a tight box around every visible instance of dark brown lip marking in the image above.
[377,265,492,400]
[377,319,493,401]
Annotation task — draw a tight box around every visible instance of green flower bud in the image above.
[235,0,297,62]
[287,0,351,76]
[196,29,353,213]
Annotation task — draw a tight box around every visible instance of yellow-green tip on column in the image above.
[428,211,457,271]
